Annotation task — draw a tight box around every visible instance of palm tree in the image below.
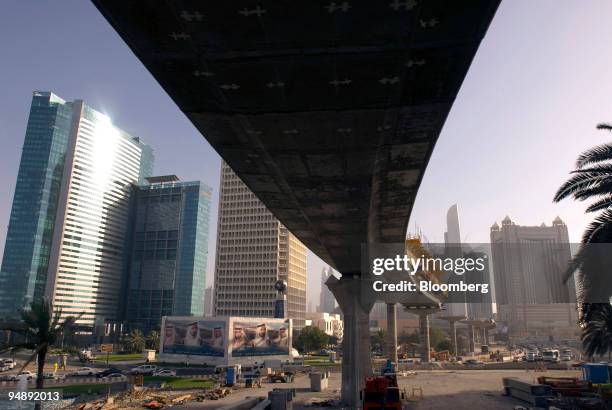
[554,123,612,306]
[122,329,146,353]
[371,329,386,353]
[0,299,81,410]
[146,330,160,351]
[581,303,612,360]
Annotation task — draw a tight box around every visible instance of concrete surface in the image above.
[175,368,582,409]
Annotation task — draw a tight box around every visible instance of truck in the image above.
[241,362,268,379]
[526,351,537,362]
[240,360,283,379]
[263,359,282,371]
[542,349,560,363]
[268,371,294,383]
[78,350,93,363]
[361,363,404,410]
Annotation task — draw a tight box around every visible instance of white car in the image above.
[12,371,35,381]
[73,367,95,376]
[130,365,157,375]
[152,369,176,377]
[1,359,16,369]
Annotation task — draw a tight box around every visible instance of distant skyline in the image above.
[2,1,611,306]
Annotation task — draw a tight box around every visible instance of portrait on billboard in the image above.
[231,320,290,357]
[162,319,225,357]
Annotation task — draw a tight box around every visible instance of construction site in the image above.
[50,360,609,410]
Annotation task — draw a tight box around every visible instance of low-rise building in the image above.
[305,312,343,342]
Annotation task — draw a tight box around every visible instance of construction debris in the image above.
[143,400,163,409]
[502,377,553,407]
[69,385,232,409]
[304,398,341,407]
[537,376,593,396]
[171,394,192,404]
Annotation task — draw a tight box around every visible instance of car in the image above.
[72,367,95,376]
[13,371,35,381]
[42,372,66,380]
[1,359,16,369]
[152,369,176,377]
[0,364,10,372]
[130,364,157,375]
[561,354,572,361]
[96,368,123,378]
[398,358,420,365]
[464,359,484,366]
[105,373,125,380]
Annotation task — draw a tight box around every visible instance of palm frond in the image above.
[0,321,32,336]
[576,143,612,169]
[596,123,612,131]
[572,181,612,201]
[585,195,612,213]
[0,342,36,354]
[553,172,608,202]
[581,303,612,359]
[582,209,612,243]
[572,164,612,175]
[562,246,585,284]
[54,313,84,334]
[50,306,62,331]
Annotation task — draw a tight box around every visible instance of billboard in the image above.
[231,319,290,357]
[162,319,225,357]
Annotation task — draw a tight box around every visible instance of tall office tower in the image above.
[125,176,211,332]
[444,204,462,245]
[490,216,577,337]
[0,92,74,318]
[0,91,153,326]
[443,204,492,319]
[442,204,468,319]
[213,162,307,327]
[204,286,214,316]
[318,267,336,313]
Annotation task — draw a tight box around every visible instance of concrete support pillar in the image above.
[468,325,475,354]
[386,303,398,364]
[482,328,487,345]
[326,275,373,408]
[449,320,458,357]
[418,312,431,363]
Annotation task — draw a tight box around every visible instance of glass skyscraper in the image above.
[0,92,74,316]
[126,175,211,332]
[0,91,153,327]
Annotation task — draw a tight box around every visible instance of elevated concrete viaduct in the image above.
[92,1,500,406]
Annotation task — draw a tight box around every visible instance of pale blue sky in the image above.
[1,1,611,306]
